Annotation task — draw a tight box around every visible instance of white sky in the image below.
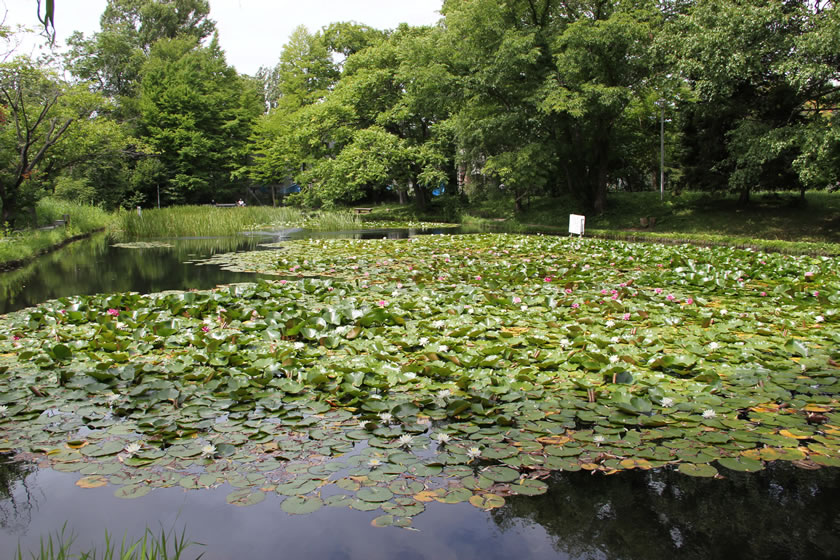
[1,0,444,75]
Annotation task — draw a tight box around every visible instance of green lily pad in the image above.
[281,495,323,514]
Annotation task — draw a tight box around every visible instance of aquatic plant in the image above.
[0,234,837,529]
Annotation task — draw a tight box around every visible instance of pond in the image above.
[0,229,838,559]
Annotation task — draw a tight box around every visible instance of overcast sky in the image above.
[2,0,443,75]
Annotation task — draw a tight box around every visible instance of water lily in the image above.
[708,342,720,350]
[418,337,430,346]
[124,442,141,456]
[107,308,119,316]
[623,313,631,320]
[368,458,382,468]
[397,434,413,447]
[571,303,580,309]
[605,320,615,328]
[512,296,522,304]
[593,435,605,444]
[293,342,305,350]
[702,409,717,419]
[438,389,451,399]
[666,294,675,301]
[432,320,445,329]
[433,433,451,445]
[377,300,388,307]
[0,405,8,415]
[815,315,825,323]
[609,355,620,364]
[379,412,393,423]
[466,447,482,460]
[201,444,217,458]
[660,397,674,407]
[439,345,449,353]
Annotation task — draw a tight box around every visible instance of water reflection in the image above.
[493,463,840,560]
[0,228,462,315]
[0,461,838,559]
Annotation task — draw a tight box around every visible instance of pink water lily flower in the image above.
[377,300,388,307]
[685,298,694,305]
[654,288,663,294]
[623,313,631,320]
[544,277,552,282]
[571,303,580,309]
[666,294,675,301]
[107,308,119,316]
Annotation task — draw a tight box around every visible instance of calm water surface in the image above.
[0,230,838,559]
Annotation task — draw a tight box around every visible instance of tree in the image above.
[441,0,659,213]
[137,35,261,204]
[0,58,73,226]
[65,0,215,100]
[669,0,839,203]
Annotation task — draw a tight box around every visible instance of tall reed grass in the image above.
[116,205,361,238]
[15,524,203,560]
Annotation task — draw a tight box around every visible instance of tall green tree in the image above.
[669,0,838,203]
[137,35,261,204]
[65,0,215,100]
[441,0,658,213]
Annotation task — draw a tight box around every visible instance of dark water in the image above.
[1,231,839,559]
[0,459,837,560]
[0,228,446,315]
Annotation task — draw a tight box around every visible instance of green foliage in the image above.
[0,198,112,267]
[138,36,262,204]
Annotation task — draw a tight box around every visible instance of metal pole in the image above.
[660,103,665,201]
[157,184,161,209]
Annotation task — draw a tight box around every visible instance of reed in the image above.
[15,524,203,560]
[115,205,361,238]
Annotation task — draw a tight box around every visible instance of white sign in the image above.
[569,214,585,236]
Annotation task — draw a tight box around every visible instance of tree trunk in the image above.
[738,186,751,206]
[410,178,426,210]
[397,187,408,205]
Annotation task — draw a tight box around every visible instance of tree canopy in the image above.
[4,0,838,223]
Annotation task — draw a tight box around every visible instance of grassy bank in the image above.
[361,190,840,252]
[115,205,361,238]
[0,199,112,269]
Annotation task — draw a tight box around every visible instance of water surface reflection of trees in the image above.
[493,464,840,560]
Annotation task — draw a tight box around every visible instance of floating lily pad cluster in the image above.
[0,233,838,527]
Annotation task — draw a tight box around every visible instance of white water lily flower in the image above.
[611,337,620,344]
[560,339,571,348]
[293,342,305,350]
[397,435,413,447]
[438,389,451,399]
[592,435,605,444]
[815,315,825,323]
[418,337,430,346]
[124,442,141,456]
[404,372,417,380]
[702,409,717,419]
[432,320,445,329]
[201,444,217,458]
[720,309,728,315]
[368,458,382,468]
[439,345,449,353]
[605,320,615,328]
[660,397,674,407]
[433,433,451,444]
[466,447,482,459]
[379,412,393,424]
[609,355,620,364]
[708,342,720,350]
